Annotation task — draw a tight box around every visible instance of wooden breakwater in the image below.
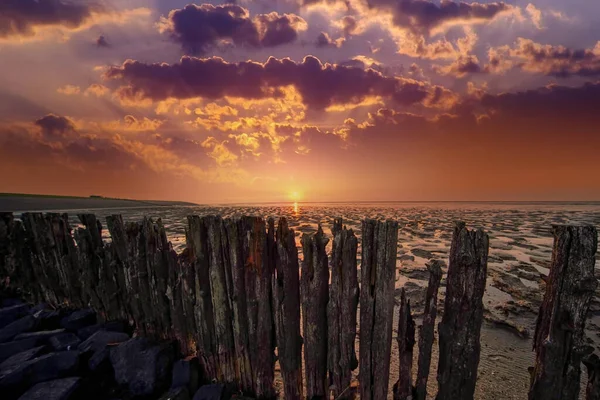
[0,212,598,399]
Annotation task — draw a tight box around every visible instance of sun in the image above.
[289,190,302,201]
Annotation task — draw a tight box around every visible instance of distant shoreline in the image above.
[0,193,197,212]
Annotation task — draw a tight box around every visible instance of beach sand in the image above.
[11,201,600,398]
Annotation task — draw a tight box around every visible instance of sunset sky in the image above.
[1,0,599,203]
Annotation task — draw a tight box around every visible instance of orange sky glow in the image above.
[1,0,600,203]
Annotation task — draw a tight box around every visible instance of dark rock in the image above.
[110,338,175,397]
[0,338,38,363]
[18,377,80,400]
[28,304,48,315]
[193,384,224,400]
[15,329,65,343]
[33,310,65,331]
[76,324,102,341]
[60,309,96,332]
[88,347,110,372]
[0,351,79,390]
[0,315,36,343]
[171,358,200,395]
[77,320,129,341]
[49,334,80,351]
[160,386,191,400]
[0,346,46,372]
[399,254,415,262]
[1,299,24,308]
[0,304,29,329]
[78,331,129,354]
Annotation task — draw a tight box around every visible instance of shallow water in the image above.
[16,201,600,399]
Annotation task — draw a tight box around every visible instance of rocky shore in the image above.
[0,297,245,400]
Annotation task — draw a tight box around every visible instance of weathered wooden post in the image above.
[416,260,443,400]
[224,216,276,397]
[187,215,218,381]
[528,225,598,400]
[205,216,237,383]
[1,213,41,302]
[273,217,303,399]
[301,226,329,399]
[584,354,600,400]
[393,288,415,400]
[359,219,399,400]
[436,222,488,400]
[328,218,359,399]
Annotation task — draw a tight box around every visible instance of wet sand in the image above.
[12,201,600,398]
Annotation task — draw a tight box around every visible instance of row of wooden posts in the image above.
[0,212,598,399]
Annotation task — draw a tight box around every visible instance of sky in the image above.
[1,0,599,203]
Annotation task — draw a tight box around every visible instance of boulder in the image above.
[78,331,129,354]
[32,310,66,331]
[18,377,80,400]
[0,338,38,363]
[60,309,96,332]
[0,351,79,390]
[1,299,24,308]
[0,304,29,329]
[77,320,129,341]
[110,338,175,397]
[159,386,191,400]
[171,358,200,395]
[192,384,224,400]
[0,346,46,372]
[49,334,80,351]
[0,316,36,343]
[15,329,65,343]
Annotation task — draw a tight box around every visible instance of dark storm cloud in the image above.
[367,0,513,33]
[104,55,431,109]
[158,4,306,54]
[34,114,76,138]
[0,0,100,38]
[510,39,600,78]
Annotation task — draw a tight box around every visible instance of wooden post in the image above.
[393,288,415,400]
[301,226,329,399]
[246,216,276,399]
[273,217,303,400]
[205,216,237,383]
[359,219,399,400]
[415,260,443,400]
[528,225,598,400]
[436,222,488,400]
[187,215,218,381]
[328,218,359,399]
[223,216,276,397]
[584,354,600,400]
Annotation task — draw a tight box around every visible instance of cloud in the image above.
[57,85,81,95]
[316,31,343,47]
[433,55,483,77]
[104,55,433,110]
[525,3,543,29]
[0,0,151,41]
[34,113,76,139]
[157,4,307,54]
[0,0,99,39]
[84,84,109,97]
[367,0,515,34]
[489,38,600,77]
[96,35,109,47]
